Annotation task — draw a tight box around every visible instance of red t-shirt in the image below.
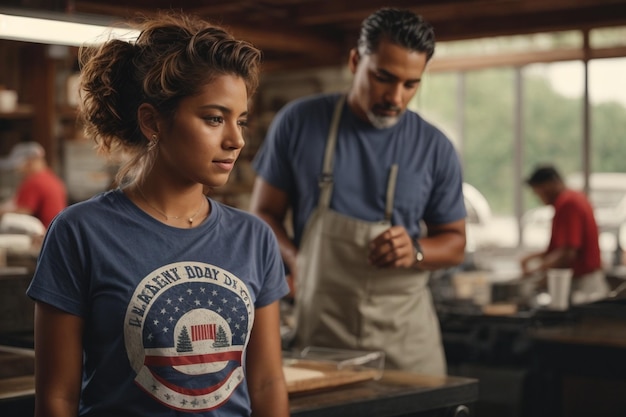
[15,169,67,228]
[547,189,601,276]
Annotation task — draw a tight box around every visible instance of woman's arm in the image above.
[246,301,289,417]
[34,301,84,417]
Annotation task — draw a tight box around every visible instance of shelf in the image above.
[0,105,34,120]
[57,105,79,121]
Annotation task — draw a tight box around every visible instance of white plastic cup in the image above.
[547,268,573,310]
[0,90,18,112]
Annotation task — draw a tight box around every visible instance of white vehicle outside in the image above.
[464,183,519,253]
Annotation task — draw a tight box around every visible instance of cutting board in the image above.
[283,359,380,394]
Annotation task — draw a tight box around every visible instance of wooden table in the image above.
[289,370,478,417]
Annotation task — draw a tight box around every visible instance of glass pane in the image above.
[590,26,626,49]
[411,71,459,147]
[522,61,584,178]
[589,57,626,266]
[463,68,515,217]
[521,61,584,248]
[435,31,582,59]
[589,58,626,173]
[415,68,519,251]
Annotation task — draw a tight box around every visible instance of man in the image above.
[0,141,67,228]
[521,165,609,304]
[250,8,466,375]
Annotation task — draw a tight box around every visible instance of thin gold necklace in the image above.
[136,186,205,226]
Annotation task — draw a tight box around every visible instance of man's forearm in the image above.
[418,232,466,270]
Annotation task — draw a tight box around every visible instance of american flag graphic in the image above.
[192,323,216,341]
[126,262,254,412]
[142,281,250,349]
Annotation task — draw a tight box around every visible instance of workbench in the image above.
[290,370,477,417]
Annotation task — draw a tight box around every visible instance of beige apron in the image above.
[293,96,446,375]
[571,269,610,305]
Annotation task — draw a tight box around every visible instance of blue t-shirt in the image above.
[27,188,289,417]
[252,92,466,247]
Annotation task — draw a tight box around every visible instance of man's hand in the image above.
[520,253,542,276]
[368,226,417,269]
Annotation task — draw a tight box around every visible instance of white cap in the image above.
[0,141,45,170]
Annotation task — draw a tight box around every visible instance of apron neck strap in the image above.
[318,95,346,209]
[318,94,398,222]
[385,164,399,222]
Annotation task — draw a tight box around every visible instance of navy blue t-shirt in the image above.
[253,92,466,247]
[27,189,289,416]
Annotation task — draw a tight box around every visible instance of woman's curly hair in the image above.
[78,12,261,184]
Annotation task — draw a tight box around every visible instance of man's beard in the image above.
[366,105,403,129]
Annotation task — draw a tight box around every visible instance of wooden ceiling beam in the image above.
[72,1,344,58]
[290,0,626,26]
[227,27,342,58]
[13,0,626,72]
[432,3,626,41]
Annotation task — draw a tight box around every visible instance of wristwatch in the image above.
[413,240,424,263]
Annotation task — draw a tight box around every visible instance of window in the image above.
[411,28,626,254]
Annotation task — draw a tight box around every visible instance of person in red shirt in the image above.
[0,141,67,228]
[520,165,609,304]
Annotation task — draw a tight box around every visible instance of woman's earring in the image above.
[148,134,159,152]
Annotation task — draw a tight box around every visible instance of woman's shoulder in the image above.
[213,200,264,223]
[212,200,274,234]
[53,189,124,224]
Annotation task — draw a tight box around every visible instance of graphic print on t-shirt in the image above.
[124,261,253,412]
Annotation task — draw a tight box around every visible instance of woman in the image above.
[27,12,289,417]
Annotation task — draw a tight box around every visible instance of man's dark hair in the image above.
[357,8,435,61]
[525,165,563,186]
